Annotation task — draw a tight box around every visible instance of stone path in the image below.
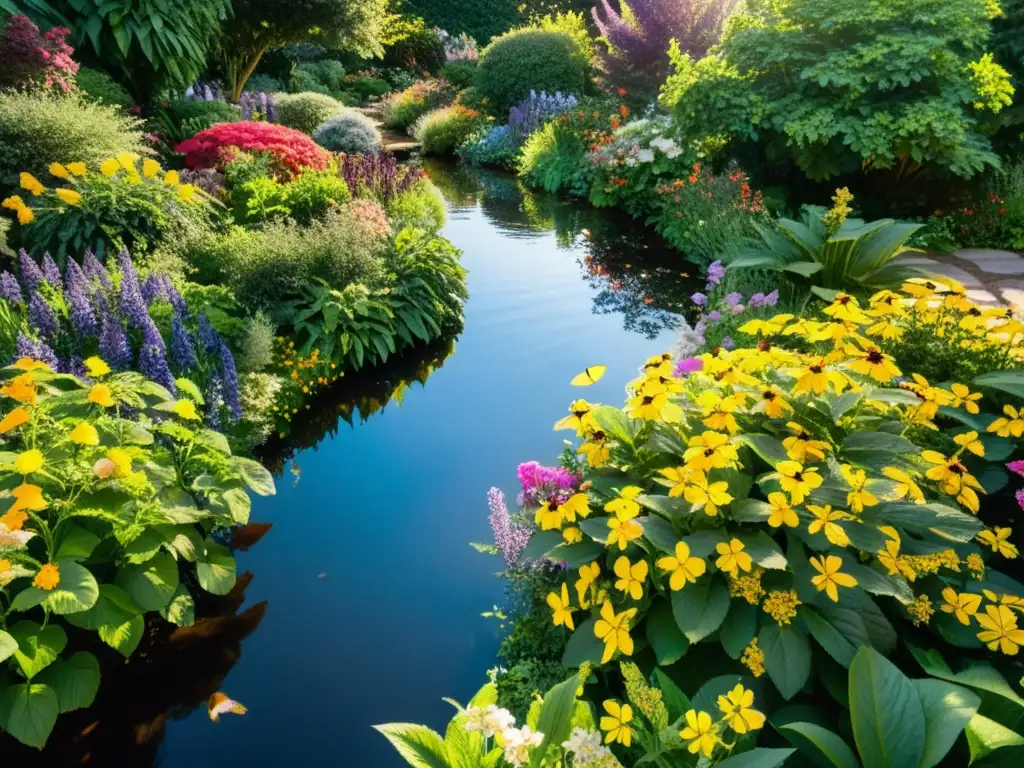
[356,105,420,156]
[898,248,1024,307]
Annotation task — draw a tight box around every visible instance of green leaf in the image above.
[672,577,730,643]
[8,621,67,679]
[639,515,680,552]
[0,630,17,663]
[715,748,797,767]
[221,487,252,525]
[115,552,179,611]
[759,623,811,700]
[562,617,604,667]
[36,651,100,713]
[739,434,790,466]
[800,606,857,667]
[720,600,757,660]
[531,673,580,767]
[98,615,144,658]
[231,456,275,496]
[0,683,58,750]
[913,679,980,768]
[738,531,787,569]
[123,527,168,563]
[591,405,636,445]
[160,585,196,626]
[638,495,691,523]
[646,599,688,665]
[652,668,691,721]
[63,584,139,631]
[973,370,1024,399]
[43,559,100,615]
[374,723,451,768]
[779,722,859,768]
[549,540,604,568]
[849,647,926,768]
[197,539,236,595]
[841,431,919,456]
[867,502,982,543]
[519,531,563,563]
[55,524,101,561]
[965,713,1024,764]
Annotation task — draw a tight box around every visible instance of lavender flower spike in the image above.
[488,487,531,567]
[0,271,22,304]
[219,340,242,422]
[41,253,63,288]
[116,250,148,328]
[18,250,45,292]
[171,309,197,370]
[28,292,59,339]
[99,306,132,370]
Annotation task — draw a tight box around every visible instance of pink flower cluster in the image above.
[0,15,78,93]
[175,122,330,177]
[517,461,579,506]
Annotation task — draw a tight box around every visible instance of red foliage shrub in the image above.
[175,122,330,177]
[0,14,78,93]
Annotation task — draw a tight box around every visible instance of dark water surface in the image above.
[34,164,692,766]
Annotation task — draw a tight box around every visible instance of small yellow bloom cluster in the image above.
[741,638,765,677]
[271,337,343,426]
[762,589,801,625]
[822,186,854,232]
[904,549,961,576]
[908,594,935,626]
[621,661,668,731]
[728,568,765,605]
[940,587,1024,655]
[967,553,986,580]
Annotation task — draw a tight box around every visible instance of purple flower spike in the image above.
[171,309,197,370]
[64,259,98,337]
[488,487,532,567]
[198,312,219,352]
[0,271,22,304]
[83,250,112,290]
[219,341,242,422]
[764,289,779,307]
[18,250,45,292]
[15,334,58,368]
[99,307,132,370]
[116,251,148,328]
[41,253,63,288]
[28,292,58,339]
[708,310,721,322]
[721,336,735,350]
[725,291,743,307]
[139,317,176,395]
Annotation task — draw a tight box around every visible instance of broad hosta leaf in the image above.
[867,502,983,543]
[779,722,858,768]
[759,623,811,700]
[54,524,101,561]
[160,585,196,626]
[638,495,691,524]
[715,748,796,767]
[231,456,275,496]
[0,630,17,663]
[9,621,67,679]
[519,531,563,563]
[739,434,790,466]
[973,370,1024,399]
[841,431,918,456]
[221,487,252,524]
[530,673,580,767]
[99,615,144,658]
[548,540,604,568]
[639,515,680,553]
[562,617,603,667]
[197,539,237,595]
[0,682,58,750]
[737,531,787,569]
[36,652,101,713]
[591,405,636,445]
[374,723,451,768]
[672,577,730,643]
[42,559,100,615]
[115,552,179,611]
[849,647,926,768]
[913,679,980,768]
[646,599,688,665]
[64,584,140,631]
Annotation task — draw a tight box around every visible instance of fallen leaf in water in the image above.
[208,692,247,721]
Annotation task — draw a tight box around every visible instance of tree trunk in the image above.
[229,44,270,103]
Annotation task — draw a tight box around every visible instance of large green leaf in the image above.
[55,524,101,561]
[779,722,859,768]
[42,559,100,615]
[530,673,580,767]
[714,748,796,767]
[64,583,140,631]
[849,647,926,767]
[672,577,730,643]
[0,682,58,750]
[518,531,563,563]
[562,617,604,666]
[973,370,1024,399]
[841,431,918,456]
[231,456,275,496]
[913,679,980,768]
[800,607,857,667]
[197,539,236,595]
[115,552,179,611]
[965,713,1024,764]
[867,502,983,543]
[646,599,688,665]
[99,615,144,658]
[374,723,451,768]
[639,515,681,552]
[759,623,811,700]
[720,600,757,660]
[652,668,691,721]
[0,629,17,663]
[8,621,67,679]
[36,651,101,713]
[160,585,196,627]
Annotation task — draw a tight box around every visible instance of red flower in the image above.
[1000,208,1007,216]
[175,122,330,176]
[617,87,627,96]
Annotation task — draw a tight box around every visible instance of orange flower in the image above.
[620,104,629,118]
[9,483,45,514]
[0,507,29,530]
[1,373,37,404]
[33,562,60,590]
[0,406,30,433]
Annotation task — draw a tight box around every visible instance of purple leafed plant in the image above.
[592,0,736,93]
[508,90,579,139]
[339,151,423,202]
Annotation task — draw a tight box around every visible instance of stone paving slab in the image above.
[895,248,1024,307]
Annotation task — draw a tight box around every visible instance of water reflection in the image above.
[422,160,697,338]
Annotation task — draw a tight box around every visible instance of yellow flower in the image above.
[876,527,916,581]
[172,399,201,421]
[100,158,121,177]
[69,421,100,446]
[882,467,924,503]
[605,485,641,520]
[16,205,34,225]
[613,556,648,600]
[554,399,596,435]
[683,470,733,516]
[578,433,610,467]
[0,406,30,434]
[783,422,830,463]
[8,483,45,515]
[715,538,753,576]
[658,465,693,497]
[657,541,706,590]
[14,448,44,475]
[626,390,681,422]
[19,172,45,196]
[696,390,742,434]
[840,464,878,513]
[777,460,823,505]
[940,587,982,626]
[908,594,934,626]
[791,358,849,395]
[563,526,582,544]
[680,710,718,757]
[741,638,765,677]
[823,293,872,324]
[763,589,801,625]
[49,162,69,179]
[55,188,82,206]
[593,600,637,663]
[988,405,1024,438]
[921,450,984,512]
[806,504,852,547]
[33,562,60,590]
[116,152,139,171]
[177,183,199,203]
[2,194,25,210]
[753,385,793,418]
[975,604,1024,655]
[954,431,985,457]
[600,700,633,746]
[88,383,116,407]
[576,562,599,608]
[84,356,111,377]
[684,431,738,471]
[546,583,575,630]
[810,555,858,602]
[717,683,765,734]
[845,342,901,383]
[163,169,181,186]
[142,158,162,178]
[766,491,799,528]
[66,162,87,177]
[949,383,982,414]
[978,527,1019,558]
[103,447,133,478]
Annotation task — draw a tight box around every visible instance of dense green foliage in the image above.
[663,0,1014,181]
[73,67,133,110]
[0,90,146,193]
[152,100,242,146]
[385,179,447,233]
[382,16,446,73]
[381,78,458,130]
[273,92,345,135]
[413,105,485,155]
[475,27,590,117]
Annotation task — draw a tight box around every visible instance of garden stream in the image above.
[24,163,697,766]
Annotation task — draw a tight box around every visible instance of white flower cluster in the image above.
[463,705,545,767]
[562,728,623,766]
[588,116,684,170]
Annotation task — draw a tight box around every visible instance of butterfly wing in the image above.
[571,365,607,386]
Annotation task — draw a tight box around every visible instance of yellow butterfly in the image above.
[571,366,607,386]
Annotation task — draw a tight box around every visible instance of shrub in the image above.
[182,206,388,309]
[74,66,133,109]
[382,18,446,74]
[229,168,351,225]
[313,111,382,154]
[519,105,611,196]
[237,310,276,372]
[0,354,272,749]
[0,90,147,193]
[439,59,477,89]
[345,74,393,103]
[296,59,347,94]
[0,13,78,93]
[339,151,425,202]
[457,124,521,168]
[385,179,447,233]
[273,91,345,134]
[153,99,242,146]
[245,73,285,94]
[664,0,1013,181]
[2,155,213,261]
[475,28,591,118]
[412,105,485,155]
[175,122,331,177]
[380,78,458,130]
